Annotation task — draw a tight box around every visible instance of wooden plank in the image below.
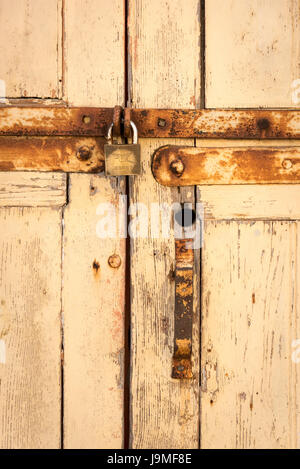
[0,207,62,448]
[153,146,300,186]
[63,0,125,448]
[206,0,300,108]
[197,185,300,221]
[63,175,126,449]
[201,1,300,448]
[0,137,105,173]
[64,0,125,106]
[0,0,62,99]
[201,221,300,448]
[0,172,66,207]
[128,0,201,448]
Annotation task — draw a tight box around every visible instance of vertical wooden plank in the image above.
[200,221,300,449]
[64,0,125,106]
[201,0,300,448]
[0,207,63,448]
[63,0,125,448]
[206,0,300,108]
[128,0,201,448]
[0,0,62,99]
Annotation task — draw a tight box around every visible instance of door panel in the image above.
[206,0,300,108]
[201,220,300,449]
[62,0,126,448]
[0,179,66,449]
[0,0,62,99]
[128,0,201,449]
[200,0,300,449]
[0,0,299,450]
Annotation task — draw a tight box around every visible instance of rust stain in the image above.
[0,108,299,139]
[152,145,300,186]
[92,260,100,277]
[172,239,194,380]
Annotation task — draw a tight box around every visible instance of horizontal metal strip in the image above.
[152,146,300,186]
[0,137,105,173]
[0,107,300,138]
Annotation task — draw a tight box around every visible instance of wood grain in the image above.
[63,174,126,449]
[64,0,125,106]
[201,0,300,449]
[0,208,62,448]
[201,221,300,448]
[0,172,66,207]
[63,0,126,448]
[128,0,201,448]
[206,0,300,108]
[0,0,62,99]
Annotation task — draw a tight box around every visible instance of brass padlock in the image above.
[104,120,141,176]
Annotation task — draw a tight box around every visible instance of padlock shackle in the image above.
[106,120,138,144]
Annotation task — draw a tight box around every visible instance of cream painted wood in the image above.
[63,175,126,449]
[0,0,62,99]
[64,0,125,106]
[0,173,66,207]
[0,208,62,448]
[128,0,201,449]
[206,0,300,108]
[202,0,300,449]
[201,221,300,449]
[63,0,126,448]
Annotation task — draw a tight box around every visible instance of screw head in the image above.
[282,159,293,169]
[170,158,185,177]
[82,115,91,124]
[108,254,121,269]
[77,145,92,161]
[158,118,166,127]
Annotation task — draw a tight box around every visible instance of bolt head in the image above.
[170,158,185,177]
[282,159,293,169]
[158,118,166,127]
[108,254,121,269]
[77,145,92,161]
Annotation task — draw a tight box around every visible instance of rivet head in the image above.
[77,145,92,161]
[170,158,185,177]
[108,254,121,269]
[82,115,91,124]
[282,159,293,169]
[158,118,166,127]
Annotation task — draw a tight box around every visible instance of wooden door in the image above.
[0,0,299,449]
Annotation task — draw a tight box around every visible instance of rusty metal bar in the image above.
[0,107,300,139]
[152,145,300,186]
[172,239,194,380]
[0,137,105,173]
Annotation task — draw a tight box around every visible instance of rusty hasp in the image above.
[0,107,300,139]
[172,239,194,380]
[152,145,300,186]
[0,137,105,173]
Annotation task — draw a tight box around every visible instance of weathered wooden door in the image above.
[0,0,299,449]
